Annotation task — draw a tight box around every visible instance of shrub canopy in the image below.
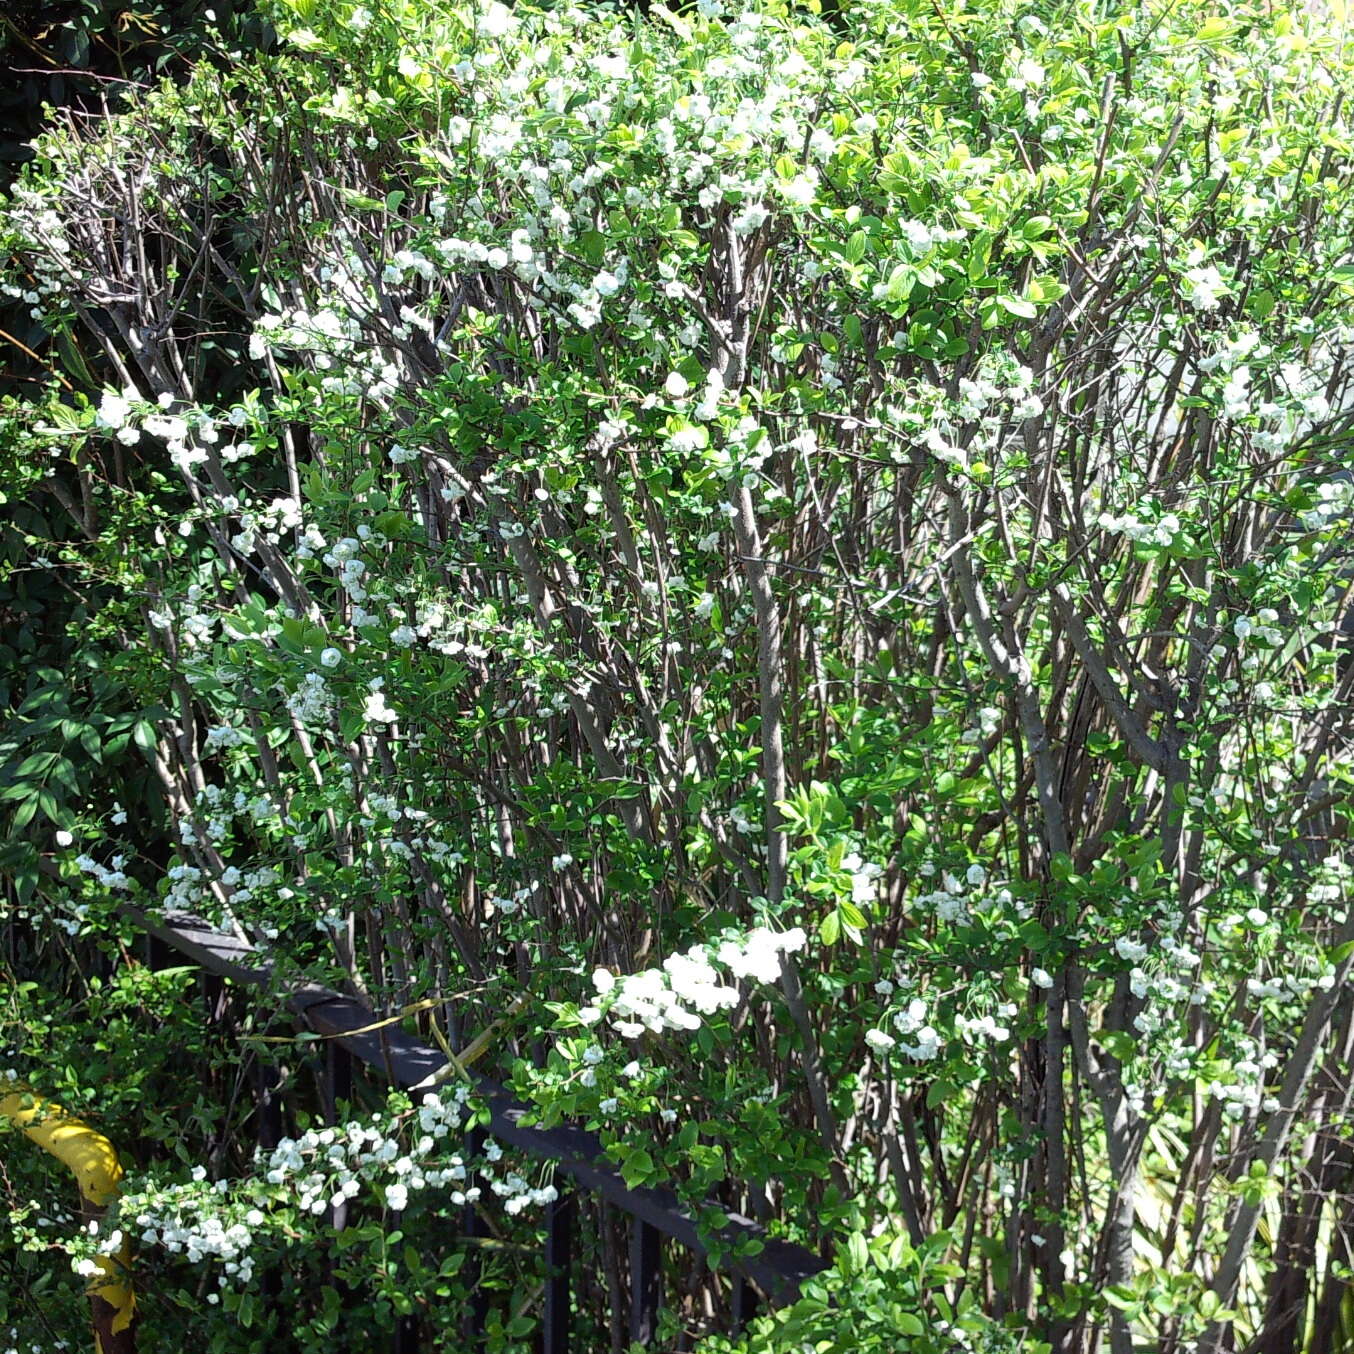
[5,0,1354,1349]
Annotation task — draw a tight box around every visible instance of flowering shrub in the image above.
[5,0,1354,1349]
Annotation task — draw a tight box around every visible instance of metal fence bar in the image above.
[254,1056,286,1326]
[630,1219,661,1345]
[325,1038,354,1122]
[254,1059,284,1150]
[393,1314,421,1354]
[462,1125,491,1344]
[395,1310,419,1354]
[322,1040,353,1233]
[543,1172,575,1354]
[731,1274,758,1332]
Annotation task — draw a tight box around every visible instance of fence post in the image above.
[630,1220,661,1346]
[463,1126,491,1344]
[143,932,171,972]
[324,1038,354,1121]
[393,1313,421,1354]
[255,1059,283,1150]
[731,1275,758,1332]
[254,1057,285,1323]
[322,1040,354,1230]
[203,971,228,1026]
[543,1172,574,1354]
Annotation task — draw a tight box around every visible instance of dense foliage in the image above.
[5,0,1354,1350]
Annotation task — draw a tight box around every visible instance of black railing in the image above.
[123,905,829,1349]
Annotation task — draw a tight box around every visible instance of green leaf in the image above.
[840,902,867,930]
[1195,16,1238,43]
[619,1147,654,1187]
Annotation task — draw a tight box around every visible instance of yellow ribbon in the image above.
[0,1086,135,1343]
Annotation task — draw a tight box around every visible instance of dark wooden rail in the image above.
[122,905,828,1348]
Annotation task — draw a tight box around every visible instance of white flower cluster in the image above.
[323,536,371,603]
[363,686,399,724]
[1233,610,1281,646]
[841,851,883,905]
[1245,969,1336,1002]
[891,996,943,1061]
[1205,1038,1282,1121]
[227,496,305,556]
[147,586,217,649]
[491,1173,560,1216]
[1115,935,1149,963]
[118,1086,554,1285]
[1182,261,1228,312]
[189,782,282,845]
[204,724,247,752]
[284,671,332,724]
[251,307,358,357]
[587,926,807,1039]
[888,357,1041,473]
[487,880,539,915]
[955,1008,1014,1045]
[1298,479,1354,533]
[1097,509,1183,548]
[72,853,131,892]
[915,864,989,923]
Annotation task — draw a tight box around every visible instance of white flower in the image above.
[780,172,818,207]
[732,201,770,235]
[865,1028,896,1051]
[592,968,616,994]
[95,388,135,430]
[319,647,342,668]
[385,1182,408,1212]
[904,1026,942,1060]
[599,1098,619,1114]
[477,2,515,37]
[664,371,690,398]
[1184,264,1228,312]
[1030,967,1054,990]
[363,691,398,724]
